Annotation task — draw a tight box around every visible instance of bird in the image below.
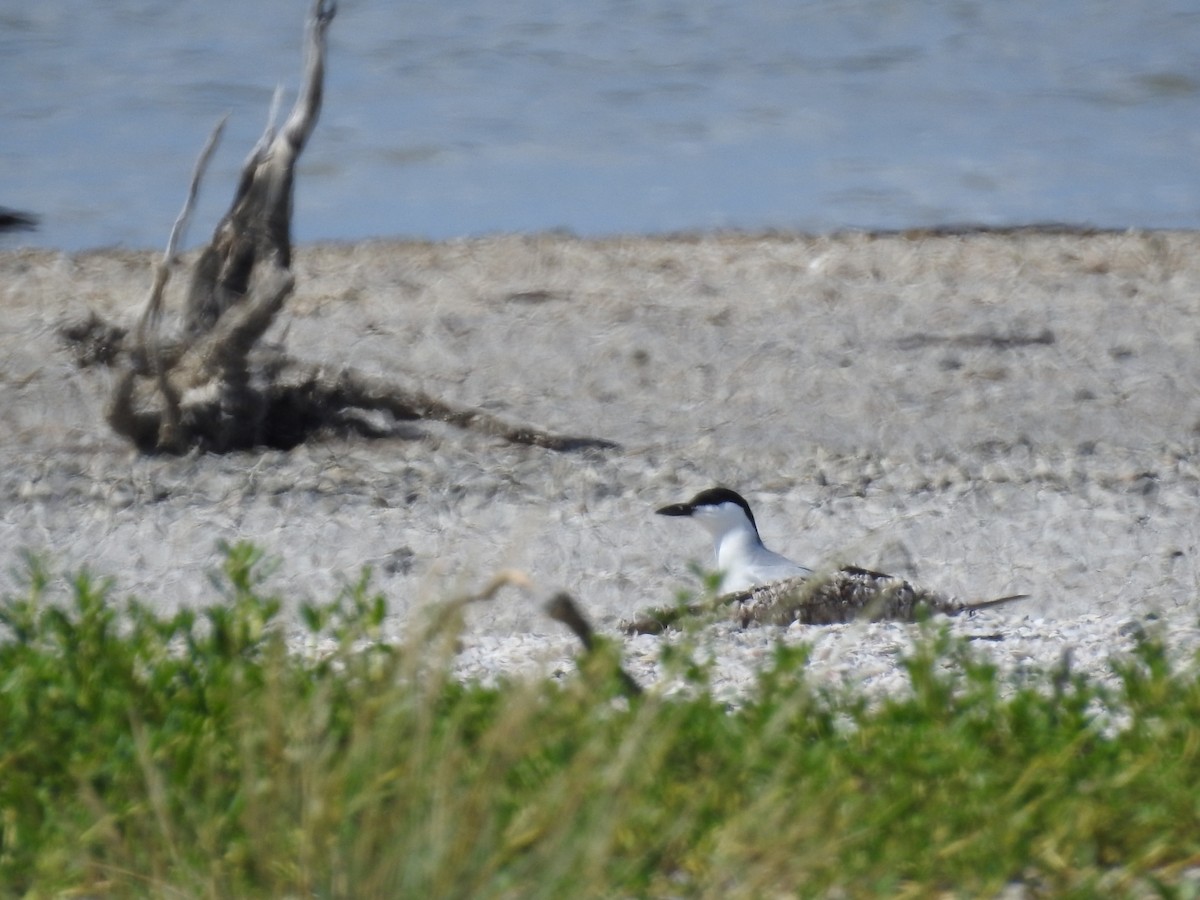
[651,486,1025,629]
[655,487,813,593]
[0,207,37,233]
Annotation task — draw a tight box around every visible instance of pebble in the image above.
[441,606,1200,704]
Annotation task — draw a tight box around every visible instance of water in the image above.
[3,0,1200,252]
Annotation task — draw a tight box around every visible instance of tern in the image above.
[652,486,1026,628]
[656,487,812,592]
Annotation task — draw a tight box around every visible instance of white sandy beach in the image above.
[3,230,1199,696]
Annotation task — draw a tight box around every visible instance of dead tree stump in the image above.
[61,0,615,456]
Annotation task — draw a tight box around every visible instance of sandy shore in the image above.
[3,230,1199,694]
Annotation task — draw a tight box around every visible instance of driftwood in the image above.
[59,0,615,456]
[622,567,1027,634]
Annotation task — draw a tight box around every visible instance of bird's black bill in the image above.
[655,503,693,517]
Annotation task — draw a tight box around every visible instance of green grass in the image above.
[1,543,1199,897]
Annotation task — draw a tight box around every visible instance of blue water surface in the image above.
[2,0,1199,251]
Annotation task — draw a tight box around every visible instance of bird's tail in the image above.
[963,593,1029,613]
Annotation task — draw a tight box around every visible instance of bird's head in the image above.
[656,487,760,542]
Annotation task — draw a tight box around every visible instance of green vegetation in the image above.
[1,543,1198,897]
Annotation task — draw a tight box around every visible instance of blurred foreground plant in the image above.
[0,545,1198,897]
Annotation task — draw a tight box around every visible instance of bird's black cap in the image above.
[655,487,757,532]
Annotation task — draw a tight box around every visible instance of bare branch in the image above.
[183,265,295,382]
[318,369,620,451]
[547,593,643,697]
[546,593,597,651]
[280,0,337,155]
[246,85,285,166]
[125,115,229,447]
[182,0,336,337]
[168,115,228,266]
[136,115,228,352]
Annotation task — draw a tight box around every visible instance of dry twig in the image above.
[547,593,642,697]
